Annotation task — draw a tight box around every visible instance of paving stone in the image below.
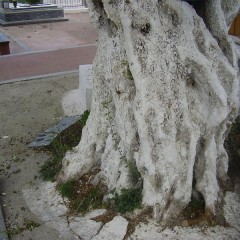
[84,209,107,219]
[28,132,58,148]
[69,217,103,240]
[91,216,128,240]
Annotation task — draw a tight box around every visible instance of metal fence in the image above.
[43,0,87,10]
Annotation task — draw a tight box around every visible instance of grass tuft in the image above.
[6,219,40,237]
[127,160,142,187]
[58,180,75,198]
[75,186,104,213]
[114,188,142,214]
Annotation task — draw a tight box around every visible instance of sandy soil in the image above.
[0,73,78,239]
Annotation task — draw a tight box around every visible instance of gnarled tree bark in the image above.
[59,0,240,224]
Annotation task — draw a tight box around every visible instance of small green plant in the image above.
[80,110,90,126]
[6,219,40,237]
[127,160,142,187]
[76,186,104,213]
[40,111,90,181]
[121,60,134,80]
[56,171,106,214]
[40,159,60,181]
[114,188,142,213]
[58,180,75,198]
[12,154,20,162]
[40,139,67,181]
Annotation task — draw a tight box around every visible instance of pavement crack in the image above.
[90,222,106,239]
[69,227,84,240]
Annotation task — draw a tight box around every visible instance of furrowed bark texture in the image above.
[59,0,240,223]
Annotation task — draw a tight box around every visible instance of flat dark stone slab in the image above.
[0,6,68,26]
[28,116,80,148]
[45,115,81,134]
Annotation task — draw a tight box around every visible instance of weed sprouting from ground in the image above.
[40,140,67,181]
[75,185,104,213]
[56,170,142,215]
[58,180,75,198]
[40,110,90,181]
[114,188,142,214]
[57,171,107,214]
[6,219,40,237]
[121,60,134,80]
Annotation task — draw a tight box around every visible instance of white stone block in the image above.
[62,64,93,116]
[79,64,93,112]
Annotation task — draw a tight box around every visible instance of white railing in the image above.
[43,0,87,10]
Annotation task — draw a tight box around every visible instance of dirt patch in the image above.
[0,73,78,239]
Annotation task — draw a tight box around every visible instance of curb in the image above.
[0,17,68,26]
[0,43,96,58]
[0,70,78,85]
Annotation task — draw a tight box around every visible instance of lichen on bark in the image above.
[59,0,240,224]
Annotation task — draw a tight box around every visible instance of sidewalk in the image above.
[0,45,96,82]
[0,12,98,82]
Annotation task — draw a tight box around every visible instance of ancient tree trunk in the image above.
[59,0,240,224]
